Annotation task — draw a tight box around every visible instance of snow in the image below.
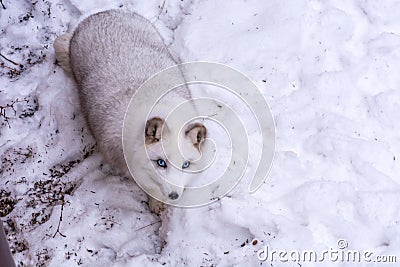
[0,0,399,266]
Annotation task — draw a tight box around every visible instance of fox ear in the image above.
[185,123,206,149]
[145,117,164,144]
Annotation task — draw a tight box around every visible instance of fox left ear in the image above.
[185,123,207,149]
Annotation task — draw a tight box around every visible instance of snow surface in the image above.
[1,0,399,266]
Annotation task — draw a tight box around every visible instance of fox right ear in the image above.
[145,117,164,144]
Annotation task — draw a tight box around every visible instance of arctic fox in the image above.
[54,10,207,214]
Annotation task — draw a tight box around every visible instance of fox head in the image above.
[142,117,207,201]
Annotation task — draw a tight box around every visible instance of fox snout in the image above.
[168,191,179,200]
[160,183,184,202]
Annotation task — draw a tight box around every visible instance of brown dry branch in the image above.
[0,98,28,128]
[0,63,21,76]
[159,0,166,15]
[133,220,161,232]
[53,199,66,238]
[0,52,19,66]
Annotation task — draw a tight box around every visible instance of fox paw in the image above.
[149,197,165,215]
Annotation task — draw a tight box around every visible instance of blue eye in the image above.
[182,161,190,169]
[156,159,166,168]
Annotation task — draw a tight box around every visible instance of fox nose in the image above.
[168,192,179,200]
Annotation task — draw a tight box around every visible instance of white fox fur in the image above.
[54,10,206,214]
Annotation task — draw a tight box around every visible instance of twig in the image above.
[0,52,19,66]
[0,63,20,74]
[53,200,66,238]
[133,220,161,232]
[0,0,5,10]
[0,98,28,128]
[159,0,166,15]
